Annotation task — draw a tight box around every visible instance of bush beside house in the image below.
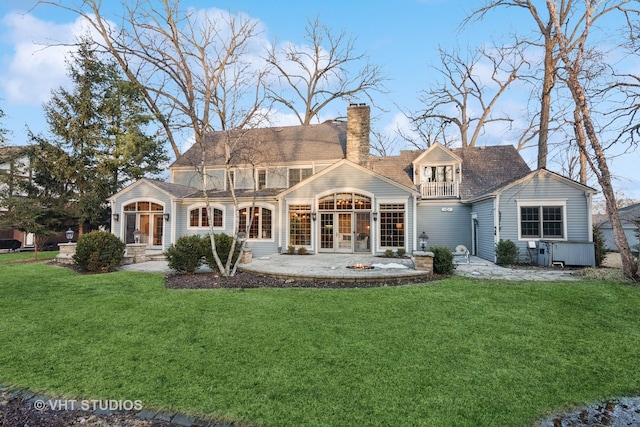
[73,231,125,273]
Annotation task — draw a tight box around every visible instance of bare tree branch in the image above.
[264,16,389,125]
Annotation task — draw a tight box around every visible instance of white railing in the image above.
[420,181,459,198]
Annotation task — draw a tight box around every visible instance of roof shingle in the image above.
[171,121,347,168]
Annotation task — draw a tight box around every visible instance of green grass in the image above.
[1,262,640,426]
[0,250,59,264]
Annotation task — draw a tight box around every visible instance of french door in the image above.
[125,213,164,247]
[319,212,371,253]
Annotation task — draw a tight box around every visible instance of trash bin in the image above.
[537,241,549,266]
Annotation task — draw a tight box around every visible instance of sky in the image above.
[0,0,638,201]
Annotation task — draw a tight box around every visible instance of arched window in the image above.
[189,207,223,228]
[124,202,163,212]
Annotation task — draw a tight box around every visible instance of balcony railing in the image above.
[420,181,459,198]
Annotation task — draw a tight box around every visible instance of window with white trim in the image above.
[189,207,223,228]
[238,206,272,239]
[289,205,311,246]
[379,203,405,248]
[520,205,564,239]
[257,169,267,190]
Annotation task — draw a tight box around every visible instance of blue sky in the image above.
[0,0,638,201]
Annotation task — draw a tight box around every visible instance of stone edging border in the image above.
[0,385,239,427]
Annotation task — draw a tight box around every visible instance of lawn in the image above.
[1,262,640,426]
[0,250,59,264]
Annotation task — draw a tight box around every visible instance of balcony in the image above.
[420,181,459,198]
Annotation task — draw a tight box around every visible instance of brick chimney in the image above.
[346,103,370,166]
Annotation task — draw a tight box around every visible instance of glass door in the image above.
[354,212,371,253]
[319,213,334,251]
[125,213,137,243]
[336,213,352,252]
[153,214,164,246]
[139,214,150,244]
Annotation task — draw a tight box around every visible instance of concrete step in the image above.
[148,253,166,261]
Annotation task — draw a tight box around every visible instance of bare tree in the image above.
[547,0,638,280]
[467,0,636,171]
[264,16,388,125]
[407,45,526,149]
[39,0,270,276]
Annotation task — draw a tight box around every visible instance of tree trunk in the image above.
[570,79,638,280]
[537,34,557,170]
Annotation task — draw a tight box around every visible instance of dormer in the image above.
[412,143,462,199]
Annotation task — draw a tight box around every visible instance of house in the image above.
[597,203,640,252]
[0,145,35,249]
[108,104,597,264]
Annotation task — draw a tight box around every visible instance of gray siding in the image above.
[286,163,412,199]
[416,202,471,251]
[601,226,639,252]
[471,198,496,262]
[421,146,457,163]
[111,182,173,249]
[174,200,280,258]
[497,173,592,263]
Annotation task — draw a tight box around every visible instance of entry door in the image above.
[124,213,163,248]
[319,212,353,252]
[336,213,352,252]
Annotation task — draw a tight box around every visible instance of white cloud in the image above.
[0,12,102,106]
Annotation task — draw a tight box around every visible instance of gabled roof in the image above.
[412,142,462,165]
[108,178,199,201]
[171,121,347,168]
[467,168,597,203]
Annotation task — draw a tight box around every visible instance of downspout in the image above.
[278,197,283,253]
[412,194,417,253]
[171,199,177,249]
[586,191,593,242]
[494,194,500,263]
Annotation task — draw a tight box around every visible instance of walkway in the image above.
[454,256,581,281]
[119,253,582,281]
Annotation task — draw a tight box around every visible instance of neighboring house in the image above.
[598,203,640,252]
[0,146,35,249]
[109,104,597,264]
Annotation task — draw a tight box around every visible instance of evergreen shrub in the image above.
[431,246,455,275]
[73,230,126,273]
[496,239,519,265]
[165,235,206,274]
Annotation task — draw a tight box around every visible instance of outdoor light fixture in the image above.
[372,212,378,221]
[419,231,429,251]
[133,229,141,244]
[164,213,170,221]
[312,212,317,221]
[112,213,119,221]
[65,228,74,243]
